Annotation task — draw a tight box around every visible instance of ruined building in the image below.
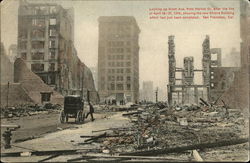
[167,36,207,105]
[167,35,241,106]
[98,16,140,103]
[217,0,250,109]
[17,1,98,101]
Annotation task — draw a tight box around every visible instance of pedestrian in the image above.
[86,102,95,121]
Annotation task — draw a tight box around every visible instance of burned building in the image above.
[17,1,98,100]
[98,16,140,103]
[167,36,206,105]
[217,0,250,109]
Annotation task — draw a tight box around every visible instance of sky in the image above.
[1,0,242,98]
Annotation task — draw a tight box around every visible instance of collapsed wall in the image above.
[0,83,34,107]
[14,58,64,105]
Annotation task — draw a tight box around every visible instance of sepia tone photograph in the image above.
[0,0,249,162]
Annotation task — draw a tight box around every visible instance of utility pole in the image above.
[155,87,158,103]
[6,82,9,109]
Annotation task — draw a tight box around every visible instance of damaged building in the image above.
[98,16,140,103]
[167,33,248,109]
[217,0,250,109]
[17,1,98,102]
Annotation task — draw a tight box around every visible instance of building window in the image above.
[31,63,44,72]
[31,52,44,60]
[20,41,27,50]
[32,18,45,27]
[126,68,131,73]
[32,41,44,49]
[126,62,131,67]
[127,55,131,60]
[49,63,55,71]
[49,29,57,37]
[127,76,131,81]
[111,84,115,90]
[49,18,56,25]
[49,51,56,59]
[19,29,27,39]
[31,29,45,38]
[41,92,51,103]
[126,48,131,52]
[127,84,131,90]
[49,40,56,48]
[21,53,27,60]
[48,74,56,84]
[117,84,124,90]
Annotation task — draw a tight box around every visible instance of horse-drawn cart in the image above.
[60,95,85,124]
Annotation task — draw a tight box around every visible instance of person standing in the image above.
[86,102,95,121]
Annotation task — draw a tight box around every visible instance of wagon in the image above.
[60,95,85,124]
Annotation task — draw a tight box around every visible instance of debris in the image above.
[102,149,110,154]
[199,98,209,107]
[84,132,107,142]
[120,138,249,156]
[179,118,188,126]
[67,154,186,162]
[192,150,203,162]
[122,111,141,116]
[20,152,32,157]
[37,154,61,162]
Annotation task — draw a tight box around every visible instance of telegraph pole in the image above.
[6,82,9,108]
[155,87,158,103]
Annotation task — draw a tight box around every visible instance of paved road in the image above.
[1,112,130,162]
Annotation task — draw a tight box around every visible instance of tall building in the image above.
[17,1,98,100]
[141,81,154,102]
[98,16,140,103]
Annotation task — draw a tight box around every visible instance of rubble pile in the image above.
[101,102,247,153]
[0,104,61,118]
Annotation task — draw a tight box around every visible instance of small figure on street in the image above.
[3,128,12,149]
[86,102,95,121]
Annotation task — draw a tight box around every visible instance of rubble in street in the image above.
[0,104,61,119]
[97,101,248,157]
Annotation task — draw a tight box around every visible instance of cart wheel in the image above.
[76,111,81,124]
[60,111,66,123]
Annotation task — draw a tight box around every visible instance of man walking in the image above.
[86,102,95,121]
